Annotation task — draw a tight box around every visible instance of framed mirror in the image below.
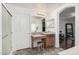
[65,23,73,38]
[46,19,54,28]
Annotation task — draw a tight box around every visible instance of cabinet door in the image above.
[45,34,55,48]
[50,35,55,47]
[2,5,12,55]
[45,35,51,48]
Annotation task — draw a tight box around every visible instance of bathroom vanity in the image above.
[31,32,55,48]
[43,33,55,48]
[31,15,55,48]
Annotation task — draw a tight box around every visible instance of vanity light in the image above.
[36,4,47,17]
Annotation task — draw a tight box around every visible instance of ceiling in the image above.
[5,3,64,14]
[6,3,64,8]
[60,7,75,18]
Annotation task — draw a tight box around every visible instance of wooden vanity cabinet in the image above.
[45,34,55,48]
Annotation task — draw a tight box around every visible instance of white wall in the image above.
[75,4,79,46]
[0,4,2,55]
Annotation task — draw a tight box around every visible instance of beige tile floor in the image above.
[12,47,64,55]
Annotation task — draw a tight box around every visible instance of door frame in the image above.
[56,4,76,48]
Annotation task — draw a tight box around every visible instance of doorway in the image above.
[59,6,75,49]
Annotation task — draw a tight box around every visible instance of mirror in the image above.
[46,19,55,32]
[66,23,73,37]
[31,16,44,32]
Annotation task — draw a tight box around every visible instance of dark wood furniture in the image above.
[31,33,55,48]
[44,34,55,48]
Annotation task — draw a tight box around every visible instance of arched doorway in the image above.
[59,6,75,49]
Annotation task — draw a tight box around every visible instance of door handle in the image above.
[2,34,8,39]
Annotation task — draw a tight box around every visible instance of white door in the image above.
[12,14,31,50]
[2,5,12,55]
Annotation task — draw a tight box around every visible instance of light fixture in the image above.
[36,4,47,16]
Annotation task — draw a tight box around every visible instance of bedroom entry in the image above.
[59,6,75,49]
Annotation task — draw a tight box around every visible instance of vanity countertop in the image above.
[31,32,55,35]
[31,34,46,38]
[42,32,55,35]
